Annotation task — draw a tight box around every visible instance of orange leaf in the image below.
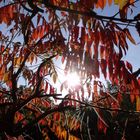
[14,57,21,66]
[3,72,10,82]
[108,0,112,6]
[130,93,135,103]
[124,28,136,44]
[136,96,140,111]
[96,0,106,9]
[97,118,107,134]
[8,5,13,19]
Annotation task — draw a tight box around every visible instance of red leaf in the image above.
[97,118,107,134]
[45,81,48,93]
[53,112,60,121]
[117,93,123,103]
[94,59,99,78]
[94,31,99,59]
[72,26,79,41]
[100,45,105,59]
[126,61,133,73]
[130,93,135,103]
[94,81,98,97]
[50,86,54,94]
[61,56,65,63]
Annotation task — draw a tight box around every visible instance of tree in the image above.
[0,0,140,139]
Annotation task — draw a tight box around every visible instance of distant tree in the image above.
[0,0,140,139]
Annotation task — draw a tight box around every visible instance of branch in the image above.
[42,1,137,23]
[38,94,62,98]
[14,95,35,112]
[55,97,140,114]
[14,92,61,112]
[15,32,50,78]
[28,0,44,13]
[34,54,57,96]
[17,105,75,134]
[18,0,33,13]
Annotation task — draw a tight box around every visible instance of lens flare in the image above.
[66,72,80,87]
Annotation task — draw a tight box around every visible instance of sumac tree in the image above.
[0,0,140,139]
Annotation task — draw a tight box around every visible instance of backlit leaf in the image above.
[52,73,58,83]
[130,93,135,103]
[114,0,128,10]
[96,0,106,9]
[3,72,10,82]
[14,57,21,66]
[108,0,112,5]
[136,96,140,111]
[124,28,136,44]
[126,61,133,73]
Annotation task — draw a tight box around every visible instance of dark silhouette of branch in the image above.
[55,97,140,114]
[18,0,33,13]
[42,0,137,23]
[15,32,50,78]
[28,0,44,13]
[17,105,75,135]
[133,68,140,77]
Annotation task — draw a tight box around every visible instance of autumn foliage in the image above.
[0,0,140,139]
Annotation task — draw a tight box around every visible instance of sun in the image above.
[66,72,80,87]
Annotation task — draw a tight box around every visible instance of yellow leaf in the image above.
[114,0,128,9]
[136,96,140,111]
[114,0,119,4]
[52,73,58,83]
[114,0,119,5]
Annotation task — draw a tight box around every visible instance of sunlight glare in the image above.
[66,72,80,87]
